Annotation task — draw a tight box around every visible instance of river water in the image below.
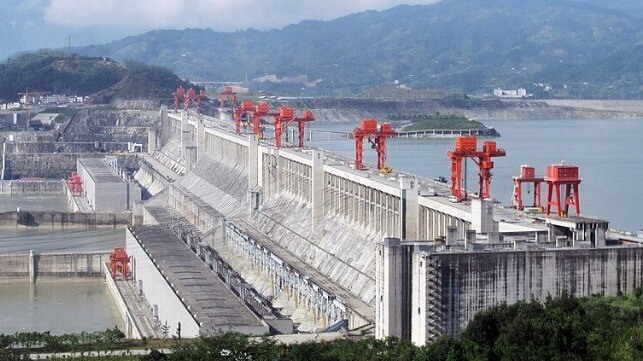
[308,117,643,232]
[0,281,124,335]
[0,224,126,335]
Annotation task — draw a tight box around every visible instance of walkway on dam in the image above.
[114,278,160,338]
[129,226,267,334]
[232,219,375,323]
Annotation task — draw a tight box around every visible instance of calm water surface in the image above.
[308,118,643,232]
[0,224,126,335]
[0,281,123,335]
[0,195,71,212]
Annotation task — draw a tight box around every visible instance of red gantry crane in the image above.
[218,86,237,110]
[173,86,186,112]
[447,136,506,202]
[173,87,206,114]
[231,102,314,147]
[233,100,255,134]
[66,172,83,197]
[271,106,315,148]
[252,102,271,137]
[512,165,544,210]
[273,107,294,149]
[108,247,131,280]
[544,163,581,217]
[352,120,397,173]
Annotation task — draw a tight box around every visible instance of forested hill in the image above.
[0,51,194,103]
[73,0,641,99]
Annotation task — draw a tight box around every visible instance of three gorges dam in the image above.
[51,101,643,345]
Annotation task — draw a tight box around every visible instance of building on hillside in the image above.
[493,87,528,98]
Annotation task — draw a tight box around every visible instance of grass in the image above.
[395,114,487,131]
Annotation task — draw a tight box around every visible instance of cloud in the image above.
[43,0,441,32]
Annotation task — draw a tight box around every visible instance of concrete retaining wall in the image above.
[0,252,109,282]
[412,246,643,344]
[103,264,144,339]
[0,211,132,227]
[3,153,85,179]
[0,179,65,195]
[126,229,202,337]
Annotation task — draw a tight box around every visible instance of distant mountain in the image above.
[74,0,642,98]
[0,51,194,103]
[572,0,643,18]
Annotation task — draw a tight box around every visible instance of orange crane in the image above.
[231,101,314,146]
[219,86,237,110]
[293,109,315,148]
[270,106,315,148]
[233,100,255,134]
[352,120,397,173]
[109,248,131,280]
[252,102,271,137]
[232,101,272,137]
[272,107,294,148]
[447,136,505,202]
[185,88,206,115]
[173,86,206,114]
[512,165,543,210]
[66,172,83,196]
[544,164,581,217]
[173,86,186,112]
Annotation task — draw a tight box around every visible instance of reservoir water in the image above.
[0,281,124,335]
[308,117,643,232]
[0,227,125,335]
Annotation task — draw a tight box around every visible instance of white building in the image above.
[493,87,528,98]
[76,157,141,212]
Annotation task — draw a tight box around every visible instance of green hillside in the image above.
[0,51,194,103]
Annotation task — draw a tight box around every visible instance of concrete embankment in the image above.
[0,251,109,283]
[0,211,132,227]
[0,179,65,195]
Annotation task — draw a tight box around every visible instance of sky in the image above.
[0,0,440,61]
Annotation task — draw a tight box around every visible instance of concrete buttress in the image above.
[400,177,419,240]
[312,149,325,232]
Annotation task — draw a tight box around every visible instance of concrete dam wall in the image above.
[142,110,479,311]
[412,246,643,341]
[152,112,412,307]
[139,109,638,340]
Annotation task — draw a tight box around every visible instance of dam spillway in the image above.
[131,107,642,344]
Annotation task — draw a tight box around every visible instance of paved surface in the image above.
[128,226,267,334]
[114,278,160,338]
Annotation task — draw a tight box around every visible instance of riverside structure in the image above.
[128,107,642,345]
